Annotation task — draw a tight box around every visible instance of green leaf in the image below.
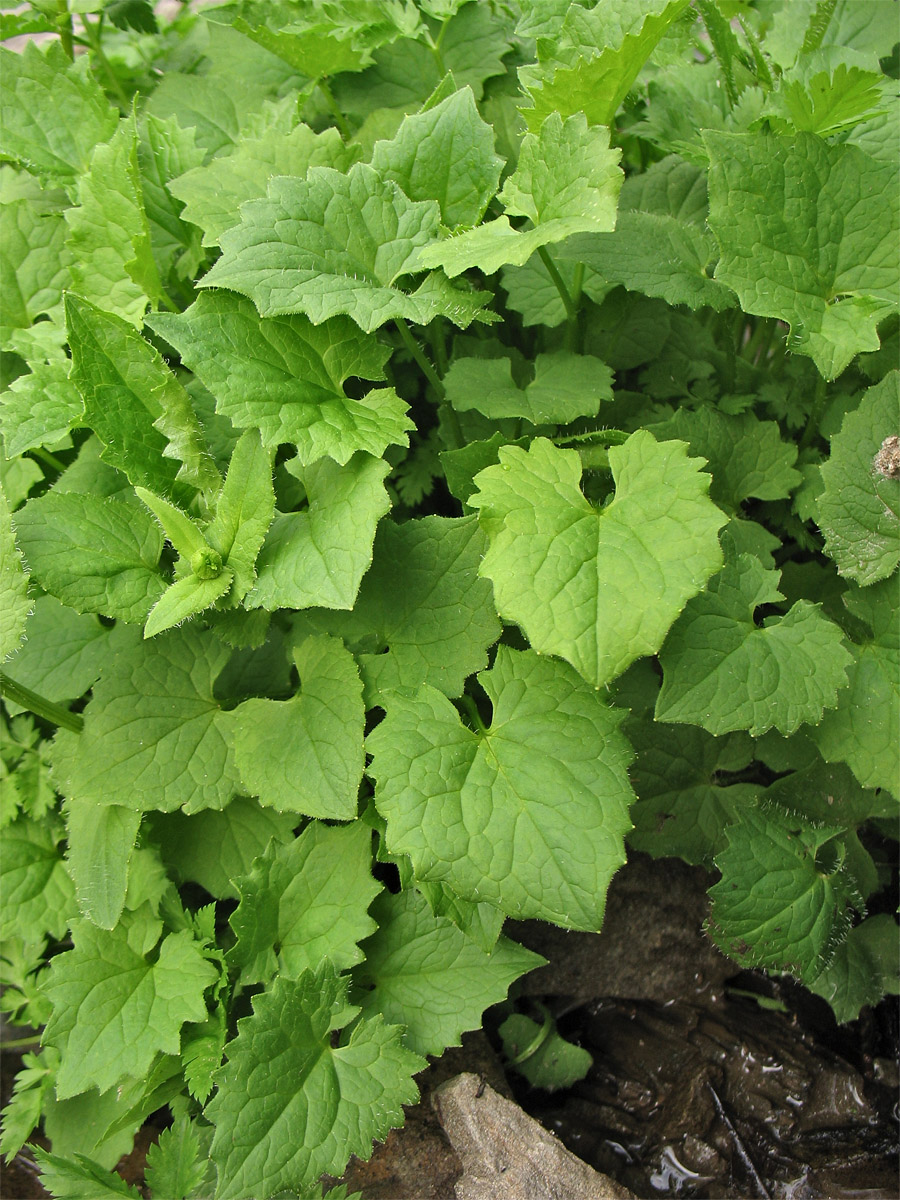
[147,796,295,901]
[0,480,30,663]
[41,919,218,1100]
[307,515,501,703]
[518,0,692,131]
[50,627,242,814]
[250,453,391,611]
[353,888,542,1058]
[143,1116,207,1200]
[143,568,235,639]
[469,433,727,689]
[0,198,71,335]
[149,293,410,466]
[64,118,163,326]
[368,647,635,931]
[501,255,610,328]
[808,914,900,1023]
[170,120,360,248]
[12,490,167,623]
[708,804,861,982]
[769,55,890,138]
[556,155,736,312]
[0,41,118,182]
[656,552,853,736]
[370,86,503,230]
[418,112,622,277]
[628,722,760,867]
[445,352,613,425]
[200,162,490,332]
[0,816,75,943]
[229,820,380,986]
[1,358,82,458]
[206,965,424,1200]
[137,113,206,282]
[816,370,900,584]
[34,1150,143,1200]
[222,635,364,818]
[0,1050,54,1161]
[812,578,899,797]
[203,430,275,604]
[66,295,220,501]
[499,1012,592,1091]
[64,800,141,930]
[705,131,899,379]
[649,407,802,511]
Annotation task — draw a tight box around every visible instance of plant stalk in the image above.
[317,78,352,140]
[0,674,84,733]
[56,0,74,59]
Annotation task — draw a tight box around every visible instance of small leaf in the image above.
[143,569,234,639]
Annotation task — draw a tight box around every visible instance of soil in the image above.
[2,853,898,1199]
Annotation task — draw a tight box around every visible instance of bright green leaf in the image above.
[144,1115,208,1200]
[4,596,109,701]
[0,481,30,663]
[0,816,75,943]
[1,358,82,458]
[445,351,613,425]
[0,198,71,335]
[143,568,234,639]
[64,800,140,931]
[499,1012,592,1091]
[34,1150,143,1200]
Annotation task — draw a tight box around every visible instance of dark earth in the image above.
[2,853,898,1199]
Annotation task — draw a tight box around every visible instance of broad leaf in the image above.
[0,198,71,334]
[353,888,542,1058]
[4,597,108,700]
[445,352,613,425]
[469,433,727,688]
[1,358,82,458]
[656,553,853,736]
[41,919,218,1099]
[206,965,424,1199]
[368,647,635,931]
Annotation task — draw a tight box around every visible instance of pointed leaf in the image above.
[64,800,141,930]
[368,648,635,931]
[144,1116,207,1200]
[469,433,727,688]
[143,569,234,639]
[1,816,75,942]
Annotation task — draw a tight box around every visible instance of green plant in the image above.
[1,1,898,1195]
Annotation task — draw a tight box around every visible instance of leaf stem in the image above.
[799,373,827,451]
[394,318,445,400]
[0,674,84,734]
[56,0,74,59]
[29,446,67,474]
[458,694,487,735]
[317,78,352,141]
[0,1035,42,1050]
[80,13,130,109]
[537,246,576,322]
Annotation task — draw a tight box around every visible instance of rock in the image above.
[507,852,733,1003]
[433,1073,637,1200]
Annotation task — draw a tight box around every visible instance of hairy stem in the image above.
[317,78,352,140]
[0,673,84,733]
[56,0,74,59]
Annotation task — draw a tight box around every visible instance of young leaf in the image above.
[249,453,391,611]
[143,569,235,639]
[134,487,211,561]
[469,434,727,689]
[708,804,861,983]
[34,1150,143,1200]
[499,1012,592,1092]
[0,480,30,662]
[445,352,613,425]
[12,491,166,623]
[418,112,622,276]
[816,370,900,584]
[50,627,242,814]
[0,198,71,333]
[149,293,410,466]
[202,430,275,604]
[656,553,853,736]
[705,131,899,379]
[0,41,117,183]
[353,888,543,1058]
[206,965,424,1200]
[143,1114,208,1200]
[368,647,635,931]
[200,163,490,331]
[221,635,364,819]
[812,578,899,797]
[807,914,900,1023]
[229,820,380,986]
[369,85,504,230]
[1,359,82,458]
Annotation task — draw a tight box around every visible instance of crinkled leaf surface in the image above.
[50,627,241,814]
[445,352,613,425]
[470,433,727,688]
[518,0,691,131]
[353,888,542,1058]
[368,647,635,931]
[220,635,364,818]
[249,452,391,611]
[136,112,206,281]
[1,198,71,334]
[808,914,900,1024]
[206,964,424,1200]
[708,805,861,982]
[656,553,853,736]
[12,490,166,623]
[4,597,108,700]
[149,293,410,466]
[2,358,83,459]
[229,820,380,986]
[0,480,30,662]
[812,578,899,798]
[705,131,899,379]
[418,113,622,277]
[66,295,220,501]
[200,163,489,331]
[0,41,118,182]
[42,919,218,1100]
[816,370,900,584]
[308,515,500,702]
[170,121,359,248]
[370,86,503,230]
